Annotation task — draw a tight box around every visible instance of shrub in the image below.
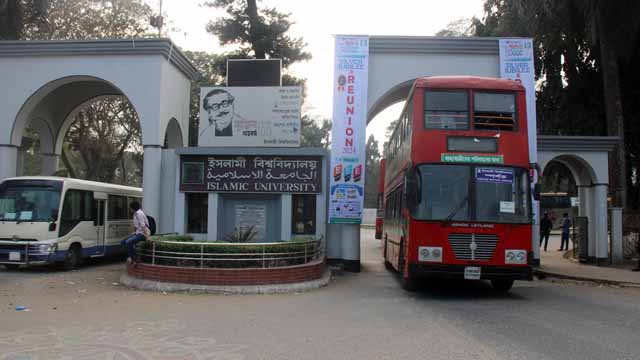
[138,237,320,269]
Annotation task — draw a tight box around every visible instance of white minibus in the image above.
[0,177,149,269]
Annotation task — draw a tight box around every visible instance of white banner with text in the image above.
[328,35,369,224]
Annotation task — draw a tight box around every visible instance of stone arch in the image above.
[163,117,183,149]
[541,154,598,187]
[539,152,608,260]
[367,78,415,124]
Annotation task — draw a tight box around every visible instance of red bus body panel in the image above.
[383,76,533,283]
[375,159,386,239]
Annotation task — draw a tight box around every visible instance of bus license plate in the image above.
[464,266,481,280]
[9,252,21,261]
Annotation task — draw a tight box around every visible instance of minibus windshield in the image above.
[0,180,62,222]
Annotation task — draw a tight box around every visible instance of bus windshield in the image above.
[0,180,62,222]
[413,164,530,224]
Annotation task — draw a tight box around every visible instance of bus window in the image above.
[473,92,516,131]
[108,195,128,220]
[60,190,93,236]
[424,90,469,130]
[0,180,61,222]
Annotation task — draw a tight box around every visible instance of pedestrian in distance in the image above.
[120,201,150,264]
[559,213,572,251]
[540,212,552,252]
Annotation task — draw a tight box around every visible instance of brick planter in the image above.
[127,259,326,286]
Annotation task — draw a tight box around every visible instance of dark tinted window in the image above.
[425,90,469,130]
[108,195,128,220]
[292,194,316,235]
[187,193,208,234]
[60,190,93,236]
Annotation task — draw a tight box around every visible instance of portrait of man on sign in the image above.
[200,88,235,137]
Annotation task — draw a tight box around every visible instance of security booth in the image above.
[174,147,328,242]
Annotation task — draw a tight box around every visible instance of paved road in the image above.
[1,229,639,360]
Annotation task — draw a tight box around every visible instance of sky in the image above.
[147,0,486,150]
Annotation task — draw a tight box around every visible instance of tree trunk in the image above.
[597,6,627,208]
[246,0,265,58]
[61,147,76,178]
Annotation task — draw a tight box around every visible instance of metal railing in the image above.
[136,239,323,269]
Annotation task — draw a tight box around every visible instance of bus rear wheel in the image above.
[491,279,514,292]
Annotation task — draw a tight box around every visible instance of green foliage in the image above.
[183,50,226,146]
[138,238,320,268]
[224,225,258,243]
[474,0,640,208]
[364,135,381,208]
[204,0,311,67]
[300,117,331,149]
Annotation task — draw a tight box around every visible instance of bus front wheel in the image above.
[63,245,83,270]
[491,279,514,292]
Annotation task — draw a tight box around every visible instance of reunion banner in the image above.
[499,38,540,246]
[328,35,369,224]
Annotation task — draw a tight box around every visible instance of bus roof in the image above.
[414,76,525,92]
[1,176,142,193]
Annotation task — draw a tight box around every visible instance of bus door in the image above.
[94,199,106,255]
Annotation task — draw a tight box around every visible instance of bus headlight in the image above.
[38,244,57,254]
[505,250,527,264]
[419,246,442,262]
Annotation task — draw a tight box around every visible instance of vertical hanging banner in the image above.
[329,35,369,224]
[499,38,537,164]
[499,38,540,255]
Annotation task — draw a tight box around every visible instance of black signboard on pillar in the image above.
[180,155,322,194]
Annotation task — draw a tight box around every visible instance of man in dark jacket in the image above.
[559,213,572,251]
[540,212,553,252]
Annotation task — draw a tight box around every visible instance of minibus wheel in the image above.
[63,245,82,270]
[491,279,514,292]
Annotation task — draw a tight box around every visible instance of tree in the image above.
[183,50,226,146]
[435,18,475,37]
[300,116,331,149]
[364,135,381,208]
[205,0,311,68]
[204,0,313,137]
[473,0,640,208]
[64,97,142,185]
[0,0,48,40]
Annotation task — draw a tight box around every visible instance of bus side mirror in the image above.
[533,183,541,201]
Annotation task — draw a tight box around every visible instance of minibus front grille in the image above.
[448,233,498,261]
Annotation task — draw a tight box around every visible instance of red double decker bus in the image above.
[375,159,386,239]
[382,76,535,292]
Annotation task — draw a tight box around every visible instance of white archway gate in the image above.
[327,36,619,269]
[538,136,618,262]
[0,39,198,227]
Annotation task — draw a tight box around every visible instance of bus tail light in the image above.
[419,246,442,262]
[505,250,527,264]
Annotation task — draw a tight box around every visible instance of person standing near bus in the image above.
[559,213,572,251]
[121,201,149,263]
[540,212,552,252]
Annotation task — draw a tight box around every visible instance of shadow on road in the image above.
[387,270,529,301]
[1,254,126,274]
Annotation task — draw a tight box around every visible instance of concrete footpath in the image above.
[536,233,640,287]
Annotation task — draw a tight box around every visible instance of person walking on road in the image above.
[121,201,150,263]
[559,213,572,251]
[540,212,552,252]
